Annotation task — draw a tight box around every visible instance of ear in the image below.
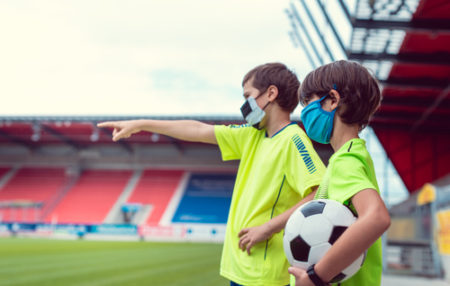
[267,85,279,102]
[328,89,341,111]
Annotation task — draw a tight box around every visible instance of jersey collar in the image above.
[266,122,296,138]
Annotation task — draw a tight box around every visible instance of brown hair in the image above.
[299,60,381,130]
[242,62,300,113]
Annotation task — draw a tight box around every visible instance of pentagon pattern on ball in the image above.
[290,235,310,262]
[300,200,326,217]
[329,226,347,244]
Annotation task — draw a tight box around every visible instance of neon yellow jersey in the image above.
[215,123,326,286]
[315,138,383,286]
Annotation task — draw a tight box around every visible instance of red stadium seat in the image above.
[0,167,66,223]
[44,170,133,224]
[127,169,184,225]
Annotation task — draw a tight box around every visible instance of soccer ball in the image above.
[283,199,366,283]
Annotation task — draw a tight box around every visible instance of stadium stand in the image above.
[0,167,12,189]
[45,169,133,224]
[126,169,185,225]
[0,167,10,178]
[0,167,67,222]
[172,173,235,224]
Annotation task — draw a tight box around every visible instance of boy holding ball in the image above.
[289,60,391,286]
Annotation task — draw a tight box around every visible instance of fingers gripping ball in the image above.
[283,199,366,283]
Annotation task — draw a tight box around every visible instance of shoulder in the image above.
[331,150,365,176]
[286,124,315,151]
[329,140,374,182]
[273,123,307,142]
[326,140,378,204]
[284,124,325,173]
[283,122,304,135]
[215,124,264,146]
[333,139,370,165]
[215,123,256,135]
[228,123,252,129]
[215,123,251,130]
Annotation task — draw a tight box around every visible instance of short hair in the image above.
[299,60,382,130]
[242,62,300,113]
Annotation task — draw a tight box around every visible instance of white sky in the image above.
[0,0,315,117]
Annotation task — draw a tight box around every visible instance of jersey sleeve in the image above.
[329,152,378,205]
[214,124,254,161]
[285,132,326,198]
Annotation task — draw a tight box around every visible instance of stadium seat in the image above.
[127,169,184,225]
[44,169,133,224]
[0,167,66,223]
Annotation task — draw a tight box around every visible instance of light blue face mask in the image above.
[300,95,336,144]
[240,95,270,129]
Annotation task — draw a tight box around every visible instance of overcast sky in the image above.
[0,0,319,117]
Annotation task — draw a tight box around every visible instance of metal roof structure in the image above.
[286,0,449,193]
[0,116,241,152]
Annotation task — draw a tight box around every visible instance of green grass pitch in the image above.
[0,237,228,286]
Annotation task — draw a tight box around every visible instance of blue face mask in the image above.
[300,95,336,144]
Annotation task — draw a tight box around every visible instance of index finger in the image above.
[97,122,117,128]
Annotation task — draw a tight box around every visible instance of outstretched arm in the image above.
[97,119,217,144]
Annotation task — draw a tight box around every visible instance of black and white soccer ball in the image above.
[283,199,366,283]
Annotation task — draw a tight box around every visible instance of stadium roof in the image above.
[0,115,242,150]
[287,0,449,193]
[356,0,450,194]
[349,0,450,134]
[0,115,335,168]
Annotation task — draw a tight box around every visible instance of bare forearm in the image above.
[315,203,390,282]
[128,119,217,144]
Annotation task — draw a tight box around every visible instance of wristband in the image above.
[306,264,327,286]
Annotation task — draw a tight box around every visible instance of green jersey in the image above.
[315,138,383,286]
[215,123,325,286]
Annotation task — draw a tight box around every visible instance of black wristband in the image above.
[306,264,327,286]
